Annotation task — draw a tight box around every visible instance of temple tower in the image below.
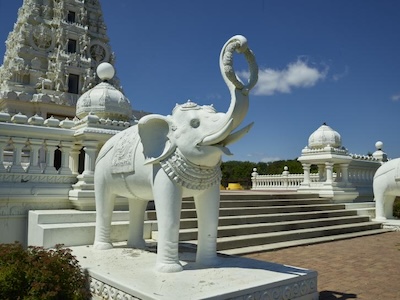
[0,0,120,119]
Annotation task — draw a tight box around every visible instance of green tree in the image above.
[221,159,308,189]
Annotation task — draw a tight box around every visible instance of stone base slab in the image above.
[297,186,359,202]
[28,210,155,248]
[381,219,400,231]
[71,243,318,300]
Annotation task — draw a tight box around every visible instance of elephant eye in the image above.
[190,118,200,128]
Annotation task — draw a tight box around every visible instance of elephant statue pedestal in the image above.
[72,242,319,299]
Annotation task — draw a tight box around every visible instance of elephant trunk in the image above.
[199,35,258,149]
[219,35,258,132]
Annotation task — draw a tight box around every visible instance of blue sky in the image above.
[1,1,400,164]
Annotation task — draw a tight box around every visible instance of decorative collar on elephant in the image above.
[160,148,222,190]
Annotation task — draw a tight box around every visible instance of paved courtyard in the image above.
[245,231,400,300]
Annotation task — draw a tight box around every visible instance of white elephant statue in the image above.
[373,158,400,220]
[93,35,258,272]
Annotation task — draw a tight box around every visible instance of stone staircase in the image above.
[151,192,387,256]
[28,192,388,253]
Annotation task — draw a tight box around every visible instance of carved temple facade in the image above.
[0,0,146,245]
[0,0,125,120]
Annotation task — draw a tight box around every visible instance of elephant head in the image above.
[138,35,258,168]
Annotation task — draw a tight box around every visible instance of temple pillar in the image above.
[82,142,97,177]
[10,137,27,173]
[44,140,60,174]
[69,140,99,210]
[28,139,44,173]
[58,141,73,175]
[340,163,349,185]
[301,163,311,186]
[69,144,81,175]
[317,164,325,182]
[325,162,334,184]
[0,138,10,173]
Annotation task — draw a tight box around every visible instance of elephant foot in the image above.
[127,239,146,250]
[196,255,220,267]
[375,216,387,221]
[155,262,183,273]
[93,241,113,250]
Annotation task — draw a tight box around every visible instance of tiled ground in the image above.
[245,232,400,300]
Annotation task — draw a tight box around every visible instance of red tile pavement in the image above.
[245,231,400,300]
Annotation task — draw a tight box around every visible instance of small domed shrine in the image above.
[308,123,342,149]
[76,63,132,121]
[297,123,358,202]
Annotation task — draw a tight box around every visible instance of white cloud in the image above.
[239,59,327,96]
[391,93,400,102]
[332,66,349,81]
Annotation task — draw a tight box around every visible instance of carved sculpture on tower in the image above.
[0,0,121,120]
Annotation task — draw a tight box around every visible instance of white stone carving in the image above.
[30,24,54,51]
[90,278,140,300]
[93,35,259,272]
[110,127,140,174]
[90,42,108,63]
[87,276,317,300]
[373,146,400,220]
[0,0,121,119]
[160,149,222,190]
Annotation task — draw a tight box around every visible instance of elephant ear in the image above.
[138,114,176,165]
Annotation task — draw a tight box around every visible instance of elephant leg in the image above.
[152,170,183,273]
[127,199,148,249]
[375,196,385,221]
[194,184,220,266]
[93,188,116,250]
[379,194,396,220]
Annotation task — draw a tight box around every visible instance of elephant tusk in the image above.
[200,119,234,146]
[221,122,254,146]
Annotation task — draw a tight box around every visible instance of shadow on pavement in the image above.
[319,290,357,299]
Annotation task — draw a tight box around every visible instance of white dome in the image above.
[76,64,132,121]
[308,123,341,149]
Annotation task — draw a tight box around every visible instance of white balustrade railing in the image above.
[251,170,321,191]
[252,156,382,192]
[0,111,131,185]
[0,118,76,183]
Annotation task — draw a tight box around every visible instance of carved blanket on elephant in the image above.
[111,127,140,174]
[395,162,400,181]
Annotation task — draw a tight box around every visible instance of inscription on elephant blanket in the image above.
[111,128,140,174]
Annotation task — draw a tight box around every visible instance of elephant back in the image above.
[96,126,140,175]
[374,157,400,179]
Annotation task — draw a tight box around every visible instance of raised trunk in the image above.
[200,36,258,148]
[219,35,258,132]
